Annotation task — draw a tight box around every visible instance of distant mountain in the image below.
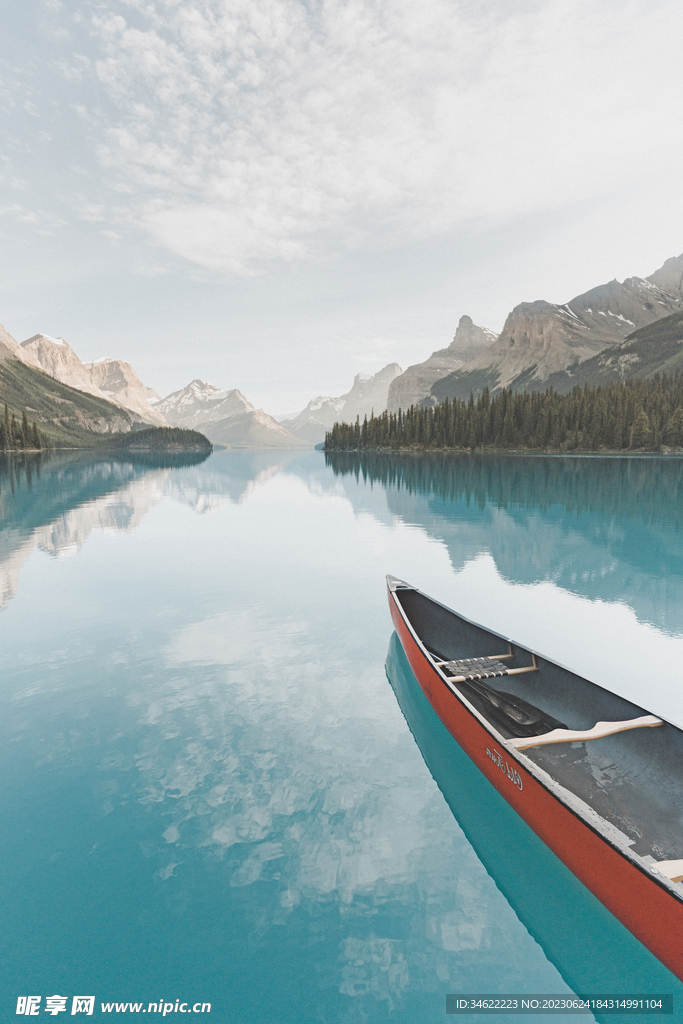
[157,379,308,448]
[287,363,403,444]
[541,309,683,392]
[206,409,311,448]
[156,380,252,429]
[21,334,165,426]
[285,395,345,444]
[430,254,683,404]
[85,358,166,426]
[387,317,496,413]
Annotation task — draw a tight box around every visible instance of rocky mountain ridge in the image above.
[387,316,496,413]
[22,334,111,400]
[539,308,683,392]
[430,255,683,404]
[85,358,166,426]
[21,334,165,426]
[0,355,135,444]
[0,323,40,366]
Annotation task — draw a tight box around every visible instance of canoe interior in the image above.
[395,587,683,865]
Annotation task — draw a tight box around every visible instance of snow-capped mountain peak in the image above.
[156,379,308,448]
[155,381,256,428]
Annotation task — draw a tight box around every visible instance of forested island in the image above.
[324,374,683,453]
[104,427,212,452]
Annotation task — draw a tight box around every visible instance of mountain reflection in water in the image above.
[324,452,683,622]
[0,449,269,610]
[1,448,682,1019]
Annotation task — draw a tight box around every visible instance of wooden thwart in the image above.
[508,714,664,751]
[434,642,515,668]
[434,647,539,684]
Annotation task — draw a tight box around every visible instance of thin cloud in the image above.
[0,203,67,234]
[72,0,683,273]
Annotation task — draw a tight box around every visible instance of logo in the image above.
[485,747,523,790]
[16,996,94,1016]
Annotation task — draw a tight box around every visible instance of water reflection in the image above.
[323,452,683,634]
[0,450,211,538]
[1,448,681,1018]
[163,450,302,510]
[0,449,588,1021]
[0,449,284,609]
[0,582,574,1020]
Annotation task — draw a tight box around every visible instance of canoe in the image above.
[384,634,680,998]
[387,574,683,981]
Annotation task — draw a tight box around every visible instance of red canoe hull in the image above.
[388,584,683,981]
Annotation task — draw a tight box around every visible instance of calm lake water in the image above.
[2,449,683,1022]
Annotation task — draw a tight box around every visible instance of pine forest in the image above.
[324,374,683,453]
[0,404,46,451]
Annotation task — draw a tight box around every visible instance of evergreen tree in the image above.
[611,410,625,450]
[630,409,652,449]
[664,407,683,447]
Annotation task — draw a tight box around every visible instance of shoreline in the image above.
[323,446,683,458]
[1,445,211,453]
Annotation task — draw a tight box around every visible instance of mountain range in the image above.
[1,326,405,448]
[0,329,309,449]
[3,249,683,449]
[430,254,683,404]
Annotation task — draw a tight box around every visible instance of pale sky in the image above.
[2,0,683,413]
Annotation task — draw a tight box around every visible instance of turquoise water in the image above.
[1,450,683,1022]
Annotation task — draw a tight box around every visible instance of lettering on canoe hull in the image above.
[486,746,523,791]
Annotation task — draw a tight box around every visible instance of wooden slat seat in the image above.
[435,650,539,683]
[440,656,509,681]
